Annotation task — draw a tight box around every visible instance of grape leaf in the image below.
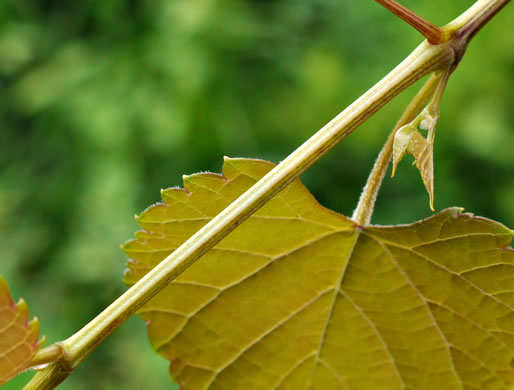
[0,276,43,385]
[123,158,514,390]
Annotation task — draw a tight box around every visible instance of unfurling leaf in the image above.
[123,158,514,390]
[392,107,437,210]
[0,276,43,385]
[391,123,416,177]
[409,130,434,211]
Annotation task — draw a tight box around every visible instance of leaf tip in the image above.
[37,334,46,350]
[28,315,42,337]
[391,163,398,178]
[223,156,238,168]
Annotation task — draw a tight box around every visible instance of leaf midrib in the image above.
[303,230,361,390]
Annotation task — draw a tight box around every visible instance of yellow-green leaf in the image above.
[0,276,43,385]
[123,158,514,390]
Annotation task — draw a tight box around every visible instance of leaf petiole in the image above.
[28,345,64,370]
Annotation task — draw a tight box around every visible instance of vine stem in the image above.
[24,0,509,388]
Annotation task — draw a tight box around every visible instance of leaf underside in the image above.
[123,158,514,390]
[0,276,42,385]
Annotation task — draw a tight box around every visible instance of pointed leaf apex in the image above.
[16,297,28,313]
[391,165,397,178]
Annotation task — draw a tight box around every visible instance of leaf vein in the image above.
[304,232,360,390]
[339,289,407,389]
[206,289,334,387]
[368,235,464,390]
[318,358,350,390]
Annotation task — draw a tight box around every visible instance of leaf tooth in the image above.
[16,297,29,314]
[27,316,42,347]
[161,187,190,204]
[222,156,242,180]
[120,239,137,253]
[182,172,227,193]
[223,157,275,181]
[182,174,195,192]
[134,230,159,240]
[135,202,170,224]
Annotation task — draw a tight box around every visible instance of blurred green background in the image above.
[1,0,511,388]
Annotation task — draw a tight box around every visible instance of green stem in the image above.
[352,73,440,225]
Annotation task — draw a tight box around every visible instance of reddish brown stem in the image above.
[375,0,444,44]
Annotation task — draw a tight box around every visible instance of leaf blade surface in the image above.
[123,158,514,390]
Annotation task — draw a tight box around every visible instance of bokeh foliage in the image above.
[0,1,511,389]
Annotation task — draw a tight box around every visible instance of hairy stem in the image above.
[352,73,440,225]
[24,0,509,388]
